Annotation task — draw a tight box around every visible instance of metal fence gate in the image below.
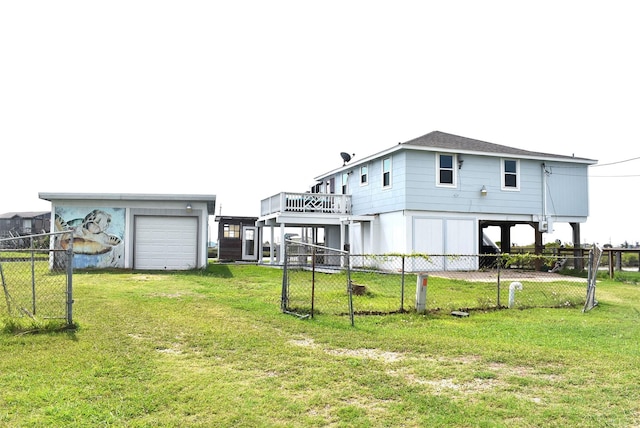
[0,231,74,327]
[281,241,603,325]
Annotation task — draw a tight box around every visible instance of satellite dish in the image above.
[340,152,353,165]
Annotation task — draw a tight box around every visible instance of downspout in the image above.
[541,162,547,225]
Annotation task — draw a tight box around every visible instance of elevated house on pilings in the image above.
[257,131,597,271]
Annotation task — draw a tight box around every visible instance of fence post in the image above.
[311,246,316,318]
[65,237,74,326]
[347,254,354,327]
[30,236,37,316]
[400,256,405,312]
[497,253,502,307]
[281,242,290,312]
[0,262,10,315]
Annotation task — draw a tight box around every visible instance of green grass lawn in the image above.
[1,264,639,427]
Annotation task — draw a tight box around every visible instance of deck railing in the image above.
[261,192,351,216]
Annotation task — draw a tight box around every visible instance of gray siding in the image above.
[344,149,589,218]
[544,162,589,217]
[347,152,408,215]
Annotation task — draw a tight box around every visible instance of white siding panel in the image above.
[445,219,478,270]
[413,218,444,270]
[134,216,198,270]
[378,211,406,254]
[445,219,475,254]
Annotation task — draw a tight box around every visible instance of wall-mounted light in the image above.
[480,185,487,196]
[458,158,464,169]
[186,203,193,212]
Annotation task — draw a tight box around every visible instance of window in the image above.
[502,159,519,190]
[437,153,456,187]
[360,165,368,185]
[382,157,392,188]
[223,223,240,238]
[342,172,349,194]
[326,177,335,194]
[244,229,255,255]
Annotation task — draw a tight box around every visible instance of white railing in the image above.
[261,192,351,216]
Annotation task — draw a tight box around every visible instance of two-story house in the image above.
[257,131,597,270]
[0,211,51,239]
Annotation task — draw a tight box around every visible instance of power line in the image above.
[590,156,640,167]
[590,174,640,178]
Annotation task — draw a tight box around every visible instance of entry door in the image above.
[241,226,259,261]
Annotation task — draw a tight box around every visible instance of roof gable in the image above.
[402,131,596,163]
[315,130,597,181]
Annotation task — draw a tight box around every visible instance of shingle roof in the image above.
[0,211,50,220]
[402,131,596,163]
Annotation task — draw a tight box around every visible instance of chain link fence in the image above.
[0,232,74,327]
[281,241,601,324]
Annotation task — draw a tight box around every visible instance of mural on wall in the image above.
[53,207,125,268]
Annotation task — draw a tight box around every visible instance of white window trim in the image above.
[501,158,520,191]
[342,172,349,195]
[382,157,392,189]
[359,164,369,187]
[435,153,457,188]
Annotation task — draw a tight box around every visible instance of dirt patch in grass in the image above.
[289,337,403,363]
[290,338,568,399]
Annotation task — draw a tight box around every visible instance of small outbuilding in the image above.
[214,215,260,262]
[38,192,216,270]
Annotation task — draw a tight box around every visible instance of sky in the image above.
[1,1,638,247]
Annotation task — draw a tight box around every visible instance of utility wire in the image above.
[590,156,640,167]
[590,174,640,178]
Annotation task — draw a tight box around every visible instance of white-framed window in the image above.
[342,172,349,194]
[501,159,519,190]
[382,157,392,188]
[360,165,368,186]
[436,153,456,187]
[223,223,240,239]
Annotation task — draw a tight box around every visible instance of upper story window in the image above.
[437,153,456,187]
[382,157,392,188]
[342,172,349,194]
[223,223,240,239]
[502,159,519,190]
[360,165,368,185]
[326,177,335,194]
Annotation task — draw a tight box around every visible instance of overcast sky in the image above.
[1,1,638,246]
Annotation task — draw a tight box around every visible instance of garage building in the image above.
[38,192,216,270]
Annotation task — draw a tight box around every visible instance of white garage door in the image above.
[134,216,198,270]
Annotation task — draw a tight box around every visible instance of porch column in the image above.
[340,221,346,267]
[370,217,377,254]
[534,228,543,254]
[279,223,286,265]
[269,225,275,265]
[534,227,544,270]
[500,224,511,254]
[571,222,583,270]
